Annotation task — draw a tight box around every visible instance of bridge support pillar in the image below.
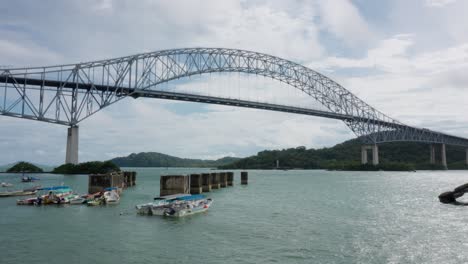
[65,126,79,165]
[466,149,468,166]
[361,146,368,164]
[361,145,379,165]
[430,144,436,164]
[441,143,447,170]
[372,144,379,165]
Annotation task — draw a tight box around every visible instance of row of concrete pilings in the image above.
[160,171,248,196]
[361,143,466,169]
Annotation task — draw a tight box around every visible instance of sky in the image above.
[0,0,467,165]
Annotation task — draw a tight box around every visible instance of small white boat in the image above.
[136,193,191,215]
[163,198,213,217]
[69,196,86,204]
[1,182,13,187]
[0,189,37,197]
[103,189,120,204]
[136,194,212,216]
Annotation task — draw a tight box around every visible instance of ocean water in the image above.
[1,168,468,264]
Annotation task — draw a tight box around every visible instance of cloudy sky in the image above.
[0,0,467,165]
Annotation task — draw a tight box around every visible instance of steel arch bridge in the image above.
[1,48,467,164]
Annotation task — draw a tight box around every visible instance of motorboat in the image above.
[87,197,104,206]
[40,186,73,204]
[21,176,40,182]
[136,194,212,216]
[0,189,38,197]
[70,196,88,204]
[163,197,213,217]
[17,186,72,205]
[1,182,13,187]
[135,193,191,215]
[103,188,120,204]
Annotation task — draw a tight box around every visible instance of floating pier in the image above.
[160,171,241,196]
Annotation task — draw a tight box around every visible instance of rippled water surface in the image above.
[1,168,468,264]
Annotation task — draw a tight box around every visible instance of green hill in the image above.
[6,161,44,173]
[219,138,468,170]
[52,161,120,174]
[110,152,240,168]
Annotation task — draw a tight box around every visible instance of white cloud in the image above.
[425,0,457,7]
[317,0,374,47]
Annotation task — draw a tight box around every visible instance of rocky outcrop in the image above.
[439,183,468,205]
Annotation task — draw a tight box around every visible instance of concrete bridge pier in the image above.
[219,172,228,188]
[430,144,448,169]
[361,145,379,165]
[241,171,248,185]
[201,173,212,192]
[190,174,203,194]
[227,172,234,186]
[441,143,447,169]
[430,144,436,164]
[65,126,79,164]
[466,148,468,166]
[211,173,221,189]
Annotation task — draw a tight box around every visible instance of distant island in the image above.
[52,161,120,174]
[219,138,468,171]
[110,152,240,168]
[6,161,44,173]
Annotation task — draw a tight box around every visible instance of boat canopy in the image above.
[38,186,70,191]
[154,193,191,200]
[104,187,118,191]
[173,194,206,201]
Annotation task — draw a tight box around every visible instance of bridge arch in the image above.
[1,48,467,150]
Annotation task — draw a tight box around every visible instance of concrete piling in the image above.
[219,172,228,188]
[160,175,189,196]
[190,174,203,194]
[211,173,221,189]
[88,171,136,194]
[123,171,137,187]
[441,143,447,169]
[160,171,237,196]
[227,172,234,186]
[241,171,248,185]
[201,173,212,192]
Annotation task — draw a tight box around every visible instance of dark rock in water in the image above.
[439,183,468,205]
[454,183,468,193]
[439,191,456,204]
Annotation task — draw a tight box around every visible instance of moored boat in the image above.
[1,182,13,187]
[16,186,72,205]
[87,196,104,206]
[21,176,40,182]
[69,196,87,204]
[103,188,120,204]
[135,193,191,215]
[163,197,213,217]
[0,189,38,197]
[136,194,212,216]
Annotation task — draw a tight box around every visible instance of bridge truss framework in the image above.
[0,48,467,164]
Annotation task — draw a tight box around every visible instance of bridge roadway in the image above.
[1,65,468,168]
[0,75,427,129]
